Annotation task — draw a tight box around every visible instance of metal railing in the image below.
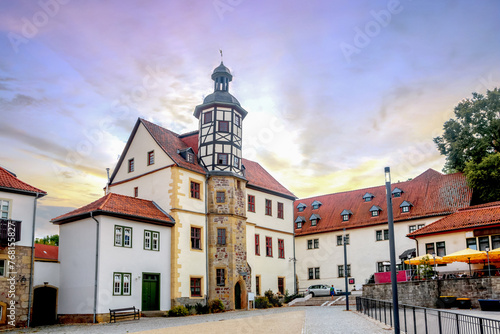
[356,297,500,334]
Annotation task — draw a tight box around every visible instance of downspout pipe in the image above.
[27,192,39,327]
[205,176,209,305]
[90,212,100,323]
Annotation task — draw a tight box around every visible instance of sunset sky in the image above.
[1,0,499,237]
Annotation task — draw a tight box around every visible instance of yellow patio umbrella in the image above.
[441,248,487,276]
[404,253,445,265]
[487,247,500,261]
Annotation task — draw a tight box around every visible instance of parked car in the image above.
[306,284,331,297]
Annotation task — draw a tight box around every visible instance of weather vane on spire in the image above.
[219,49,223,62]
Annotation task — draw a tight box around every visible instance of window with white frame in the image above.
[376,229,389,241]
[113,272,131,295]
[144,230,159,251]
[0,200,10,219]
[115,226,132,248]
[308,267,320,279]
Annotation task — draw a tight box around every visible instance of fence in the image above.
[356,297,500,334]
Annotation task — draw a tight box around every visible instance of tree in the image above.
[35,234,59,246]
[434,88,500,173]
[464,153,500,203]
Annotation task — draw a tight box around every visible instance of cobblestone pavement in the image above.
[3,306,389,334]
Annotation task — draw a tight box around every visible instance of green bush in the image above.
[255,296,272,309]
[264,289,281,307]
[195,302,209,314]
[168,305,189,317]
[208,299,225,313]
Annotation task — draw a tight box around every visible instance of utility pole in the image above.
[343,228,349,310]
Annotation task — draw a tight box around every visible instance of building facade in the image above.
[294,169,472,291]
[0,166,46,329]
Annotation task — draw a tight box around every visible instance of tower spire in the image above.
[219,49,223,62]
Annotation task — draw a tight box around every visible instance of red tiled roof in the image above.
[52,193,174,225]
[140,121,294,199]
[408,201,500,238]
[35,244,58,261]
[140,119,206,174]
[0,166,46,196]
[294,169,472,236]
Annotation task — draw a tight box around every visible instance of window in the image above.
[372,210,379,217]
[186,153,195,163]
[311,200,322,209]
[134,187,138,198]
[256,275,261,295]
[314,239,319,249]
[297,203,306,212]
[144,230,159,251]
[0,259,6,277]
[114,226,132,248]
[409,225,417,234]
[492,235,500,249]
[337,234,349,245]
[466,237,477,250]
[191,227,202,250]
[128,158,134,172]
[392,188,403,197]
[308,267,320,279]
[338,265,351,277]
[217,153,228,165]
[265,199,272,216]
[190,277,202,297]
[1,200,10,219]
[402,206,410,213]
[266,237,272,257]
[203,110,212,124]
[277,202,284,219]
[248,195,255,212]
[479,236,490,251]
[363,193,374,202]
[113,273,131,296]
[216,191,225,203]
[233,156,239,168]
[307,240,313,249]
[376,229,388,241]
[148,151,154,165]
[216,268,225,286]
[190,181,200,199]
[296,221,302,229]
[418,224,425,229]
[278,239,285,259]
[217,228,226,245]
[255,234,260,255]
[235,114,241,127]
[425,243,435,255]
[377,262,390,272]
[219,121,229,132]
[311,219,317,226]
[436,241,446,256]
[278,277,284,295]
[309,238,319,249]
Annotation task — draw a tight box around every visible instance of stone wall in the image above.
[0,245,33,330]
[363,277,500,308]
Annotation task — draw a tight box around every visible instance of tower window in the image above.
[217,153,228,165]
[216,268,225,286]
[186,153,195,163]
[219,121,229,132]
[235,114,241,127]
[216,191,226,203]
[203,111,212,124]
[217,228,226,245]
[233,156,239,168]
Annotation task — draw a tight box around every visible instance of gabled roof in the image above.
[370,205,382,212]
[400,200,413,208]
[0,166,46,197]
[294,169,472,236]
[35,244,58,261]
[52,193,174,226]
[295,216,306,223]
[407,201,500,238]
[242,159,296,199]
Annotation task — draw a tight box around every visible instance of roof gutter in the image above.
[90,212,100,323]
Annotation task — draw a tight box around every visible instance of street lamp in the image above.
[385,167,400,334]
[432,253,437,278]
[343,228,349,311]
[486,247,491,277]
[407,254,412,281]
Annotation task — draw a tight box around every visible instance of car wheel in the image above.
[310,292,315,297]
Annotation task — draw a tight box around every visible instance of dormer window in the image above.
[363,193,374,202]
[400,201,413,213]
[311,200,322,210]
[369,205,382,217]
[309,214,321,226]
[297,203,307,212]
[295,216,305,229]
[186,152,195,163]
[340,209,353,221]
[392,187,404,198]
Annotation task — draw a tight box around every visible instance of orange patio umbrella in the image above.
[404,253,445,265]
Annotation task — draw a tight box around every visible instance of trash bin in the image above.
[456,298,471,309]
[437,296,457,308]
[478,299,500,311]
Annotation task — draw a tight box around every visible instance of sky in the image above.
[0,0,499,238]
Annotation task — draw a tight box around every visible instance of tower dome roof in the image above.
[211,62,233,80]
[203,91,240,105]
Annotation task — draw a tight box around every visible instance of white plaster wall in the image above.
[34,261,60,287]
[97,216,172,313]
[177,169,206,213]
[295,216,444,291]
[0,191,37,247]
[110,168,173,211]
[113,123,175,184]
[246,189,294,234]
[58,218,97,314]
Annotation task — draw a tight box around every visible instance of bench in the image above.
[109,306,141,323]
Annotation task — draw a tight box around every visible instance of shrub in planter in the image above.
[208,299,225,313]
[168,305,189,317]
[255,296,272,309]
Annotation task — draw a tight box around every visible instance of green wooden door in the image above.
[142,273,160,311]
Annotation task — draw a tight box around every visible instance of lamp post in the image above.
[385,167,400,334]
[407,254,412,281]
[432,253,437,278]
[343,228,349,311]
[486,247,491,277]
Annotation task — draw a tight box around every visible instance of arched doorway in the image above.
[32,286,57,326]
[235,282,241,309]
